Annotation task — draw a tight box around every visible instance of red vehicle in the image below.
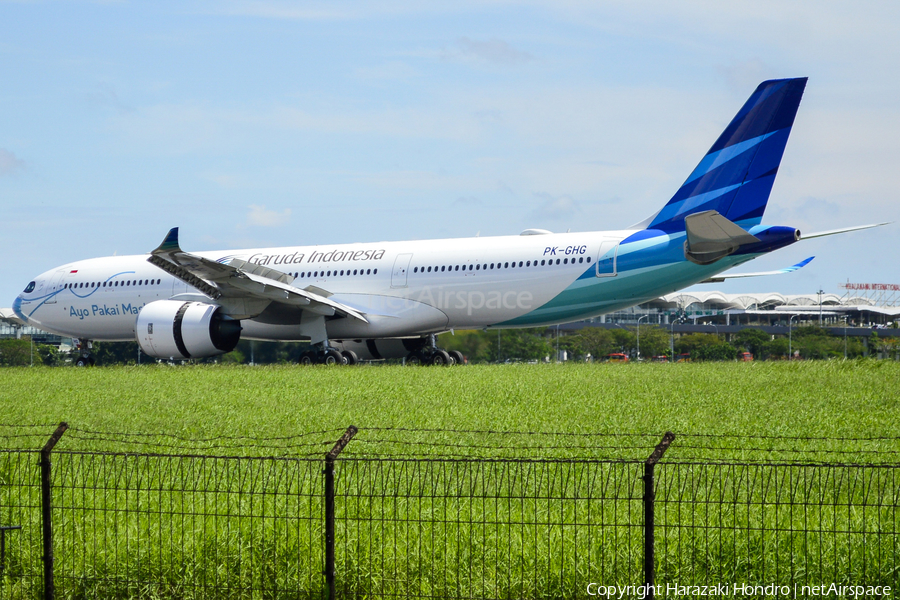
[606,353,629,363]
[739,352,754,362]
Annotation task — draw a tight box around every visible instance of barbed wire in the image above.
[0,424,895,463]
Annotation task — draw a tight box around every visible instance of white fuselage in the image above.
[14,227,756,344]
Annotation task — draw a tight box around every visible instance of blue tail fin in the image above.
[648,77,807,232]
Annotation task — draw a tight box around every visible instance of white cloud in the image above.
[355,61,420,81]
[716,59,774,94]
[529,192,582,221]
[0,149,26,176]
[454,37,534,65]
[246,204,291,227]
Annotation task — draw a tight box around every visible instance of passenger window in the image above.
[476,264,480,270]
[373,269,378,274]
[504,262,509,268]
[441,266,446,272]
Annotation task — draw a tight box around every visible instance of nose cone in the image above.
[12,293,27,323]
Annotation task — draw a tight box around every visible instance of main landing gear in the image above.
[298,343,358,366]
[405,335,465,367]
[73,339,96,367]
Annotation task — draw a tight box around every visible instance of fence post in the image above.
[40,422,68,600]
[643,431,675,600]
[324,426,358,600]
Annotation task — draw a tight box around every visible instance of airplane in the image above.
[12,77,886,366]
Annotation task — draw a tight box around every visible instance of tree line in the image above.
[3,324,896,366]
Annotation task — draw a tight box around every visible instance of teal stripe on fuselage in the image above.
[497,239,759,327]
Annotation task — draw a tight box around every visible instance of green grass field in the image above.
[0,362,897,598]
[1,360,898,445]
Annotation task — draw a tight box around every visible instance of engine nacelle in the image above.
[136,300,241,360]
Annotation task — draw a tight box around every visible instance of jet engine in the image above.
[136,300,241,360]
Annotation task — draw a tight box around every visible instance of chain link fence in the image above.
[0,424,896,599]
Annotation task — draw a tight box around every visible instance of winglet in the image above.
[781,256,814,272]
[153,227,181,255]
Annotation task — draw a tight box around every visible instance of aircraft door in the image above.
[391,253,413,288]
[44,268,67,304]
[595,241,618,277]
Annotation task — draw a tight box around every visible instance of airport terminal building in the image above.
[600,285,900,329]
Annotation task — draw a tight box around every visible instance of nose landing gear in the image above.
[73,339,96,367]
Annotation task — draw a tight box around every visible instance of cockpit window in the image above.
[24,281,35,293]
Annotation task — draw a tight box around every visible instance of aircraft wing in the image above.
[147,228,368,322]
[800,222,890,239]
[700,256,815,284]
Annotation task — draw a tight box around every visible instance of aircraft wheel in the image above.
[406,351,424,366]
[341,350,359,366]
[323,348,343,365]
[449,350,465,366]
[430,350,451,366]
[299,351,316,366]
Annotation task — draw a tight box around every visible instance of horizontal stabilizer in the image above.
[701,256,814,283]
[684,210,760,265]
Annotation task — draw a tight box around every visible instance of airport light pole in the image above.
[818,289,824,325]
[669,315,680,360]
[556,324,560,362]
[637,315,648,360]
[789,314,799,358]
[842,315,848,359]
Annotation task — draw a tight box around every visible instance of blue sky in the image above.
[3,1,899,306]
